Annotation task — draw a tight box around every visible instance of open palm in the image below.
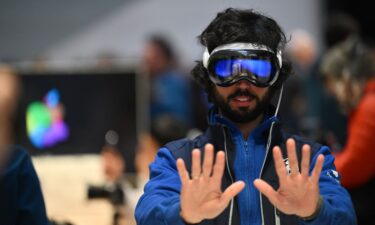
[254,138,325,218]
[176,144,245,224]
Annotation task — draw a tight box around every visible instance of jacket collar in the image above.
[207,106,278,139]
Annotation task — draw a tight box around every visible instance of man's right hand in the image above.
[176,144,245,224]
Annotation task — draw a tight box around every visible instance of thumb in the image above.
[253,179,278,206]
[220,181,245,205]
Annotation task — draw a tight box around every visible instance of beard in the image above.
[212,87,275,123]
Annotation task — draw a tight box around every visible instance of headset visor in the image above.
[207,50,280,87]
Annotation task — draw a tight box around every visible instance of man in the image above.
[135,8,356,225]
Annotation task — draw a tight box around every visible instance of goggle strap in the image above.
[202,42,282,68]
[203,48,210,68]
[211,43,273,54]
[276,49,282,68]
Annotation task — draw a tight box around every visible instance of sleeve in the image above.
[333,96,375,188]
[135,147,186,225]
[301,146,357,225]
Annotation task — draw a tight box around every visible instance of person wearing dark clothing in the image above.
[135,8,356,225]
[142,35,193,126]
[0,146,49,225]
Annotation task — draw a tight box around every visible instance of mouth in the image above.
[231,95,254,107]
[234,96,251,102]
[226,88,258,108]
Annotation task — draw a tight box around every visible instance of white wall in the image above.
[44,0,323,68]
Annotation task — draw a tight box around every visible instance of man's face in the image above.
[213,80,273,123]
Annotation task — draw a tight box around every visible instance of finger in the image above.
[273,146,287,184]
[191,149,201,179]
[253,179,279,206]
[286,138,299,176]
[311,154,325,183]
[300,144,311,178]
[220,181,245,205]
[212,151,225,184]
[176,158,189,185]
[202,144,214,178]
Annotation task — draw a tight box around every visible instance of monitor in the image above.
[14,70,145,172]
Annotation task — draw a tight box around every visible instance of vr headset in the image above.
[203,43,282,87]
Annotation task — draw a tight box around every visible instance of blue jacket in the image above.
[0,146,50,225]
[135,108,356,225]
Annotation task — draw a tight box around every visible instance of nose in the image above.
[235,79,252,89]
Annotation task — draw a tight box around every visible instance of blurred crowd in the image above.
[1,10,375,225]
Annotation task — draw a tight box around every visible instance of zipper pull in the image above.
[244,141,248,152]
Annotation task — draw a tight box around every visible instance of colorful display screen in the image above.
[15,71,141,172]
[26,89,69,149]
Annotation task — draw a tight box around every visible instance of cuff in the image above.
[165,199,186,225]
[300,196,324,221]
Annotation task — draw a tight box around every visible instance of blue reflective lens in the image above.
[215,60,233,78]
[241,59,271,77]
[214,59,272,78]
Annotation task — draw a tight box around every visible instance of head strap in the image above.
[202,42,282,68]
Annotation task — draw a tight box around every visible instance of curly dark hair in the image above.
[191,8,293,102]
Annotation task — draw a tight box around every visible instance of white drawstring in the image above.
[223,127,235,225]
[261,84,284,225]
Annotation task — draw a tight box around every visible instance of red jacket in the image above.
[334,79,375,188]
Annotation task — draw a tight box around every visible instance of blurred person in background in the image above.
[99,144,130,225]
[321,36,375,224]
[141,35,193,128]
[0,65,20,157]
[135,8,356,225]
[305,11,361,147]
[280,29,318,138]
[99,118,188,223]
[0,65,50,225]
[287,30,317,71]
[101,145,125,184]
[94,130,132,225]
[100,130,126,184]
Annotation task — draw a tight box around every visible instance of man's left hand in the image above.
[254,138,324,218]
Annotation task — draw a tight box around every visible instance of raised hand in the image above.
[254,138,325,218]
[176,144,245,224]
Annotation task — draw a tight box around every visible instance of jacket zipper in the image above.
[244,140,248,152]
